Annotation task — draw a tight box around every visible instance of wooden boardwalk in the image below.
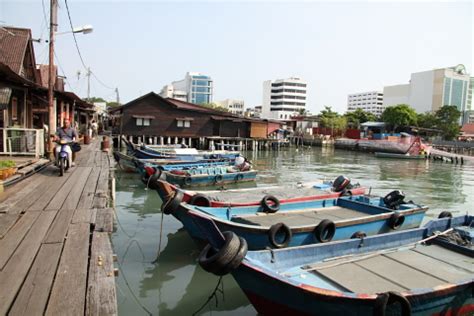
[0,139,117,315]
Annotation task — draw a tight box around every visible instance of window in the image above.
[177,119,191,128]
[136,118,151,126]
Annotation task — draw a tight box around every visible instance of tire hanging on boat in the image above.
[314,219,336,243]
[260,195,280,213]
[146,168,163,190]
[161,190,184,215]
[184,176,192,186]
[189,193,212,207]
[268,223,292,248]
[373,291,411,316]
[214,174,224,184]
[388,212,405,230]
[438,211,453,219]
[351,231,367,239]
[235,173,244,182]
[198,231,248,276]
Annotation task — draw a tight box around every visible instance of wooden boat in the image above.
[194,213,473,316]
[375,152,426,160]
[157,182,428,249]
[152,178,366,207]
[163,166,257,187]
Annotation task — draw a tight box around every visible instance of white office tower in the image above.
[262,77,307,120]
[347,91,384,116]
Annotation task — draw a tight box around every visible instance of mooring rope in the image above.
[192,276,225,316]
[152,210,165,264]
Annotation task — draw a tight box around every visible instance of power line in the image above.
[64,0,87,70]
[54,51,73,91]
[91,71,115,90]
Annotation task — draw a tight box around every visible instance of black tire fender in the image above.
[235,173,244,182]
[351,231,367,239]
[314,219,336,243]
[146,169,163,190]
[373,291,411,316]
[261,195,280,213]
[215,237,248,276]
[388,212,405,230]
[215,174,223,184]
[184,176,192,186]
[438,211,453,219]
[268,223,292,248]
[161,190,184,215]
[189,193,212,207]
[198,231,243,276]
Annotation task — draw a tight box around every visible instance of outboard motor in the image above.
[332,175,351,192]
[383,190,405,209]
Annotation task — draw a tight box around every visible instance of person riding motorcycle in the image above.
[53,118,79,167]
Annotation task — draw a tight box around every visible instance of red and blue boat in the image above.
[194,212,474,315]
[155,180,428,249]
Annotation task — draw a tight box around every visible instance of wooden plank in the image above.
[46,223,90,316]
[413,245,474,272]
[44,167,86,211]
[76,167,101,209]
[61,167,92,210]
[0,211,41,269]
[385,250,472,283]
[9,243,63,316]
[71,208,95,224]
[43,209,75,244]
[27,169,74,211]
[0,213,20,239]
[86,232,118,315]
[355,255,446,289]
[95,208,114,233]
[0,211,56,315]
[314,262,406,293]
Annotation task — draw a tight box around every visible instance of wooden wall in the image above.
[250,122,267,138]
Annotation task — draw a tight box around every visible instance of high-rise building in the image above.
[347,91,384,116]
[383,65,470,116]
[160,72,213,104]
[215,99,244,115]
[261,77,307,120]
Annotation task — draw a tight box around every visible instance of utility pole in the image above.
[86,67,91,100]
[48,0,58,157]
[115,87,120,104]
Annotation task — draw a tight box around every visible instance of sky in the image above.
[1,0,472,113]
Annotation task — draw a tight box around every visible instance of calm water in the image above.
[113,147,474,315]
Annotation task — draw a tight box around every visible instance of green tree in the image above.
[417,112,438,129]
[319,106,347,131]
[84,96,106,103]
[200,102,230,113]
[435,105,461,140]
[344,108,377,128]
[381,104,417,131]
[106,101,121,108]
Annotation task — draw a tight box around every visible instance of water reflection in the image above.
[113,147,474,315]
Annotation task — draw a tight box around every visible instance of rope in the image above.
[192,276,224,316]
[152,210,165,264]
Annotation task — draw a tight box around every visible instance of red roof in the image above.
[461,123,474,135]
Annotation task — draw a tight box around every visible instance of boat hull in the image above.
[375,152,426,159]
[165,170,257,187]
[172,197,427,250]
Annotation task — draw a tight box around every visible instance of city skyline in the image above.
[1,1,472,113]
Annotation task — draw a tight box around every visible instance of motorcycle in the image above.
[55,139,72,176]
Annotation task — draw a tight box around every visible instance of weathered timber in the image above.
[76,166,101,209]
[60,166,92,210]
[42,209,74,244]
[95,208,114,233]
[0,213,21,239]
[45,222,90,316]
[0,211,41,269]
[0,211,56,315]
[8,243,63,316]
[86,231,118,315]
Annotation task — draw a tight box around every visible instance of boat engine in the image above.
[332,175,351,192]
[383,190,406,209]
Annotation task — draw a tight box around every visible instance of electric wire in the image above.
[64,0,88,70]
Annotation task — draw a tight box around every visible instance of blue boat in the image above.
[157,183,428,249]
[194,212,474,316]
[163,165,257,187]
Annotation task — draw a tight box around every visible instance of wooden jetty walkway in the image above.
[0,139,117,315]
